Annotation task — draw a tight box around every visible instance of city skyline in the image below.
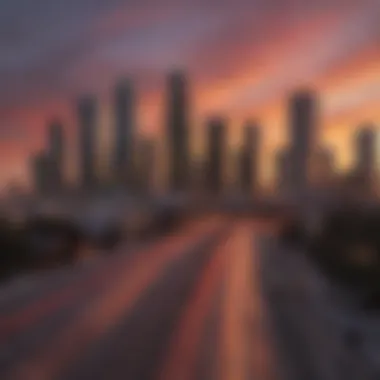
[0,1,379,187]
[15,72,380,195]
[0,62,374,201]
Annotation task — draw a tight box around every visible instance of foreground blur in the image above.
[0,199,379,379]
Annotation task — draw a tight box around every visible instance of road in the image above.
[0,216,278,380]
[259,235,379,380]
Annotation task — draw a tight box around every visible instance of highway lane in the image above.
[259,234,379,380]
[0,216,228,379]
[218,222,277,380]
[157,226,229,380]
[259,236,332,380]
[0,217,223,340]
[0,217,278,380]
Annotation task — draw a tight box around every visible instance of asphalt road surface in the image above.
[0,216,278,380]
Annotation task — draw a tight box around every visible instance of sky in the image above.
[0,0,379,187]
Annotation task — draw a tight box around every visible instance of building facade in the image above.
[205,117,226,194]
[78,96,97,190]
[166,71,189,192]
[113,79,135,188]
[288,90,318,195]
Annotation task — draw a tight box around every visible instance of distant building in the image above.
[288,90,318,195]
[47,120,65,192]
[113,79,135,188]
[136,138,156,193]
[205,117,226,194]
[166,71,189,193]
[78,96,97,189]
[353,125,377,193]
[275,148,292,195]
[311,146,336,187]
[238,122,260,194]
[338,168,372,200]
[31,152,53,195]
[189,156,206,194]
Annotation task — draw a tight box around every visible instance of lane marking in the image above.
[157,230,229,380]
[249,226,277,380]
[218,222,277,380]
[0,254,132,341]
[4,217,226,380]
[218,224,250,380]
[0,217,222,342]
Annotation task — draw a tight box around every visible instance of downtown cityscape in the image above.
[28,70,379,202]
[0,1,380,380]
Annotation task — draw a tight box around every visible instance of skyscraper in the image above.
[189,156,206,194]
[239,122,260,194]
[113,79,135,188]
[166,71,189,192]
[31,152,52,195]
[311,146,335,186]
[275,148,291,195]
[78,96,97,189]
[205,117,226,194]
[47,119,65,191]
[288,90,318,195]
[354,125,376,192]
[136,138,156,193]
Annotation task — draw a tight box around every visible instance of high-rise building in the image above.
[311,146,335,186]
[113,79,135,187]
[275,148,291,195]
[166,71,189,192]
[136,138,156,193]
[205,117,226,194]
[31,152,52,195]
[78,96,97,189]
[354,126,376,192]
[288,90,318,195]
[189,156,206,194]
[47,120,65,191]
[239,122,260,194]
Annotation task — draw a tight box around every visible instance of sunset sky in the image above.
[0,0,379,188]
